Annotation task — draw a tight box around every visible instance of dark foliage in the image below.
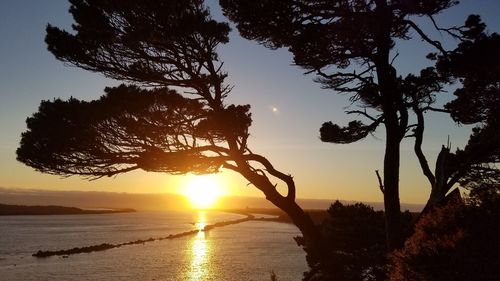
[221,1,500,251]
[220,0,457,69]
[18,0,323,269]
[320,120,378,144]
[17,85,240,177]
[462,169,500,209]
[439,16,500,125]
[18,0,242,179]
[324,201,387,252]
[45,0,231,88]
[422,17,500,207]
[440,17,500,166]
[220,0,463,250]
[390,194,500,281]
[308,201,413,281]
[220,0,458,141]
[397,25,500,275]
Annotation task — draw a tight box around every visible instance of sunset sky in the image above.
[1,0,499,205]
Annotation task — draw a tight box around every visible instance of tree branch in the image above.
[345,110,382,123]
[405,19,448,56]
[243,154,296,200]
[427,14,465,41]
[375,170,384,194]
[422,106,451,114]
[412,103,436,186]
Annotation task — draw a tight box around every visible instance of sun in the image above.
[183,175,224,209]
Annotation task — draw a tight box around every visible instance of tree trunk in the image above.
[383,123,403,250]
[376,65,404,250]
[374,1,405,250]
[422,146,452,213]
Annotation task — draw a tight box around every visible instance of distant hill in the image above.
[0,187,190,211]
[0,203,135,216]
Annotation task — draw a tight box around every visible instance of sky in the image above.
[0,0,499,205]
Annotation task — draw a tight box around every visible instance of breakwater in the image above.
[33,213,255,258]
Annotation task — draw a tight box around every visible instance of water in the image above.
[0,211,307,280]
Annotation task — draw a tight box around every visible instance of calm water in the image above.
[0,211,307,280]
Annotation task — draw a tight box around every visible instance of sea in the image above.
[0,211,307,281]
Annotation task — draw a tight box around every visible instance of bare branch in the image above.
[427,14,465,41]
[405,19,448,56]
[412,102,436,186]
[422,106,451,114]
[375,170,384,194]
[345,110,382,123]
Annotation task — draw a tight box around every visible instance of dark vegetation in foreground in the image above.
[0,203,135,216]
[302,187,500,281]
[265,187,500,281]
[390,185,500,281]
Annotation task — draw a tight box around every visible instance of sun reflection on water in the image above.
[188,212,211,280]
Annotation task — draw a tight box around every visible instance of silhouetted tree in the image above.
[318,201,387,281]
[410,16,500,212]
[16,0,323,266]
[439,16,500,190]
[220,0,499,249]
[312,201,413,280]
[390,41,500,276]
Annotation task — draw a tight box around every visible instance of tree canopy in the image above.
[16,1,500,279]
[17,85,251,178]
[18,0,241,179]
[220,0,500,249]
[412,16,500,211]
[17,0,324,268]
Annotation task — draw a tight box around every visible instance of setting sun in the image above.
[183,175,224,209]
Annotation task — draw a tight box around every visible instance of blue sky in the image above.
[0,0,498,204]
